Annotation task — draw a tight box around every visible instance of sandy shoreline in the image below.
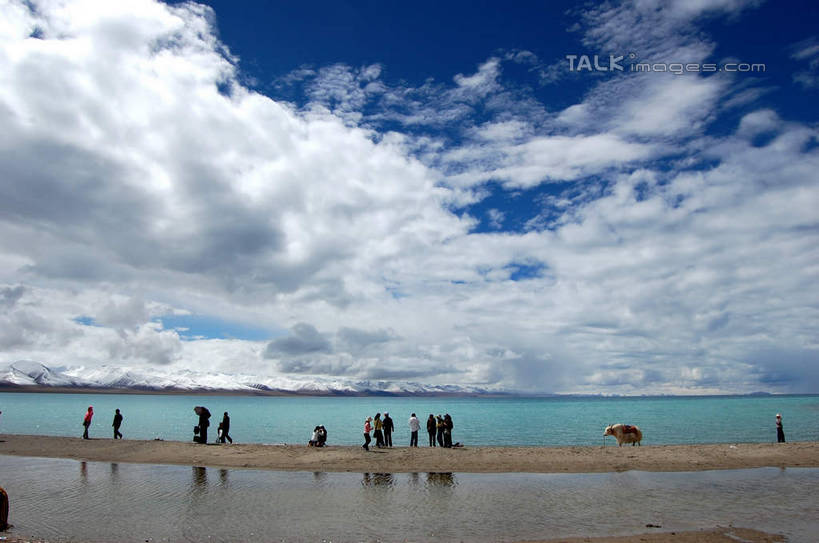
[1,434,817,473]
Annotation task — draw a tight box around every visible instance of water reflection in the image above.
[1,456,817,543]
[426,472,455,487]
[361,472,395,487]
[408,472,420,487]
[192,466,208,490]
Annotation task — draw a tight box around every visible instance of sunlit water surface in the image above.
[0,456,817,542]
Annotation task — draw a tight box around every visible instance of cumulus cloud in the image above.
[0,0,817,394]
[265,323,332,357]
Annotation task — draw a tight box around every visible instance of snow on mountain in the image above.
[0,361,83,387]
[0,361,500,395]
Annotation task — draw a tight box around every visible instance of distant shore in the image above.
[1,434,816,473]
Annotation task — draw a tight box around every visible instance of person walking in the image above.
[383,412,394,447]
[443,413,453,448]
[112,408,123,439]
[427,414,437,447]
[219,412,233,444]
[82,406,94,439]
[776,413,786,443]
[373,413,385,448]
[408,413,420,447]
[436,415,445,447]
[363,417,372,451]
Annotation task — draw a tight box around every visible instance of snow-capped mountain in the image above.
[0,360,83,387]
[0,361,501,395]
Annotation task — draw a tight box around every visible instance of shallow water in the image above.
[1,392,818,446]
[0,455,817,542]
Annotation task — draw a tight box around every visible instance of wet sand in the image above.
[0,527,785,543]
[0,434,816,473]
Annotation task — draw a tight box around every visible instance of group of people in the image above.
[427,414,455,447]
[193,407,233,444]
[78,407,786,446]
[81,405,235,444]
[308,425,328,447]
[362,412,394,450]
[81,406,123,440]
[363,412,455,450]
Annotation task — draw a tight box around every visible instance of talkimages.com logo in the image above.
[566,53,766,75]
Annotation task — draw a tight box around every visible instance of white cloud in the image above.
[443,133,655,188]
[0,0,817,394]
[791,37,819,89]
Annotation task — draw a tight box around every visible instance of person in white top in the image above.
[408,413,421,447]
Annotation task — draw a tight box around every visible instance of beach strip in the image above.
[1,434,817,473]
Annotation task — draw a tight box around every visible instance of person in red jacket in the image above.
[82,406,94,439]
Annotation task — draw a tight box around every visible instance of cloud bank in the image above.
[1,0,817,394]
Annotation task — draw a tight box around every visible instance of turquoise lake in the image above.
[1,392,817,446]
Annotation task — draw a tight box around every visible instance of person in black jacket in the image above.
[443,413,453,448]
[382,412,394,447]
[427,414,437,447]
[112,409,123,439]
[776,413,785,443]
[219,412,233,444]
[195,407,210,444]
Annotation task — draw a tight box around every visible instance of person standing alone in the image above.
[776,413,786,443]
[408,413,420,447]
[82,406,94,439]
[112,408,123,439]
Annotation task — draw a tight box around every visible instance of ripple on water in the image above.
[1,456,818,542]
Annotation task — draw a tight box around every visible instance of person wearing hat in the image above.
[382,412,394,448]
[363,417,372,451]
[776,413,785,443]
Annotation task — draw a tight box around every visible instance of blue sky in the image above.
[0,0,818,394]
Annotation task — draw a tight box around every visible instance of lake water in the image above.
[0,456,817,542]
[1,392,818,446]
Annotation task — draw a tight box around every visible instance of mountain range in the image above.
[0,360,500,396]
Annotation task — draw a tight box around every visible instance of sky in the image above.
[1,0,818,394]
